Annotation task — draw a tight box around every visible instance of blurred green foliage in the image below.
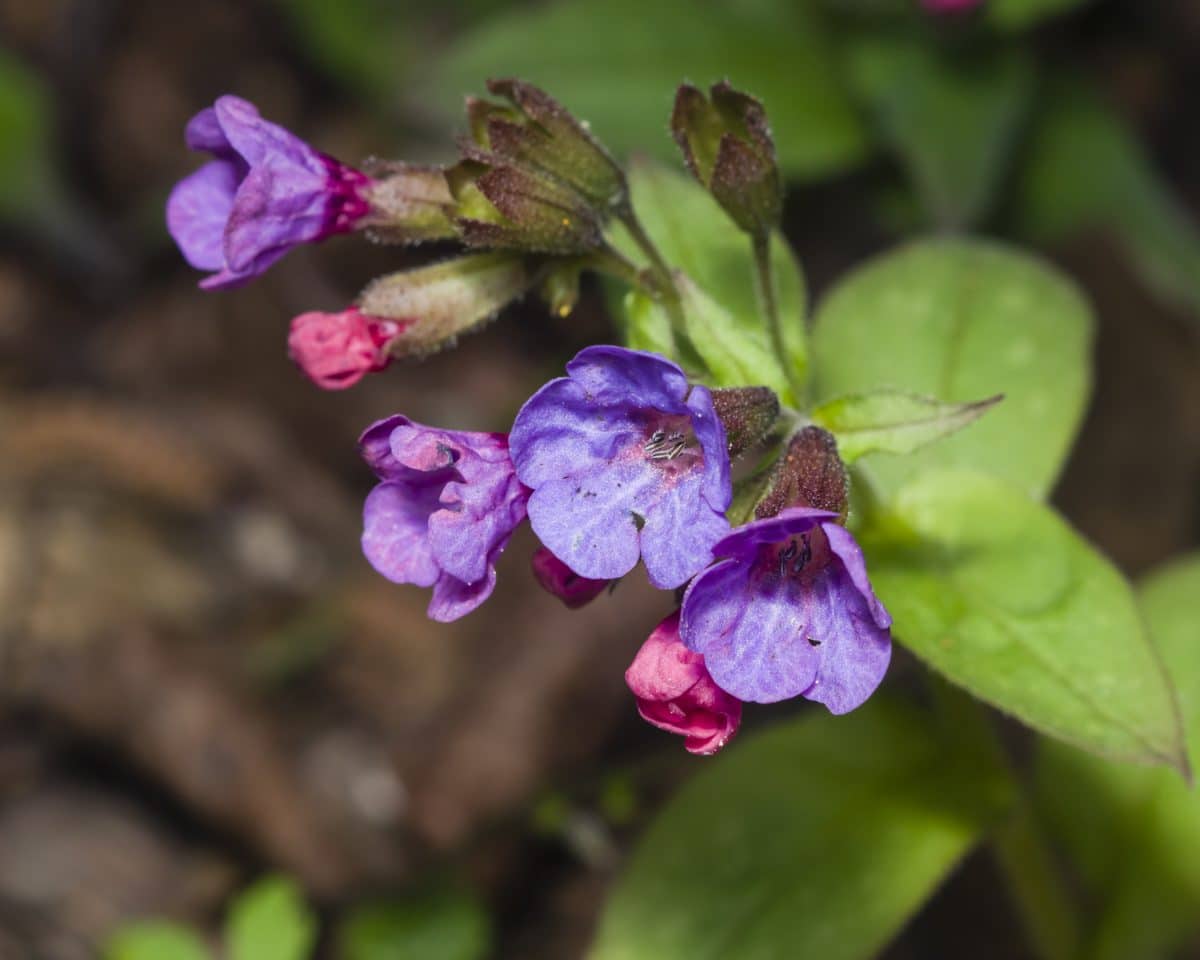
[338,888,491,960]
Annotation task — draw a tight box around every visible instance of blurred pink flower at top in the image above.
[922,0,984,11]
[288,307,406,390]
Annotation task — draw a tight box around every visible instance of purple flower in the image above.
[681,507,892,712]
[509,346,731,590]
[626,611,742,755]
[166,95,371,289]
[360,415,528,622]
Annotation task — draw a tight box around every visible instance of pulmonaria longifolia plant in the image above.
[166,80,1187,791]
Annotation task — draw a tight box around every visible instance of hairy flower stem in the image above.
[752,232,802,405]
[617,206,687,334]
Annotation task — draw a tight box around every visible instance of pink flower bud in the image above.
[288,307,407,390]
[531,547,609,609]
[625,611,742,756]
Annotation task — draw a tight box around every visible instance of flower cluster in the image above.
[165,81,893,756]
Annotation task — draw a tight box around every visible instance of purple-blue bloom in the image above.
[360,415,528,622]
[680,507,892,711]
[167,95,371,289]
[509,345,731,590]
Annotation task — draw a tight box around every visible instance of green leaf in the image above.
[1015,77,1200,320]
[226,876,316,960]
[861,469,1187,771]
[104,923,210,960]
[846,38,1035,228]
[812,239,1092,500]
[1035,555,1200,960]
[988,0,1091,31]
[590,697,1012,960]
[611,160,807,400]
[339,889,491,960]
[425,0,867,180]
[813,390,1002,463]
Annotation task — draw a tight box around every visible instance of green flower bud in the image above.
[447,158,605,255]
[671,81,782,237]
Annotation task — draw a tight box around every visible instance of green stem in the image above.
[617,205,686,334]
[752,231,801,404]
[992,799,1082,960]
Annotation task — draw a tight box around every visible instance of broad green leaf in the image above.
[813,390,1002,463]
[425,0,867,180]
[1015,77,1200,320]
[226,876,316,960]
[989,0,1091,31]
[861,469,1186,770]
[610,160,807,400]
[846,37,1035,228]
[612,288,676,359]
[104,923,210,960]
[812,240,1091,499]
[590,698,1012,960]
[339,889,490,960]
[1036,555,1200,960]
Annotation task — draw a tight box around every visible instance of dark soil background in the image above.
[0,0,1196,957]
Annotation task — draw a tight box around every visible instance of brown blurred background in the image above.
[0,0,1197,957]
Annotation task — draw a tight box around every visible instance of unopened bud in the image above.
[482,79,627,212]
[755,426,848,520]
[288,307,402,390]
[711,386,780,458]
[625,611,742,756]
[357,252,533,358]
[362,161,457,244]
[538,262,583,318]
[448,159,604,255]
[531,547,609,608]
[671,82,781,237]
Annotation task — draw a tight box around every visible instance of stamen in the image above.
[793,533,812,574]
[778,541,798,577]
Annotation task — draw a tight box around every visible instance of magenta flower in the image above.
[509,346,731,590]
[360,415,528,622]
[626,611,742,755]
[681,508,892,712]
[166,95,371,289]
[289,307,406,390]
[531,546,609,609]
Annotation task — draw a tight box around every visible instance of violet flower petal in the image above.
[822,521,893,630]
[509,377,641,488]
[428,566,498,623]
[639,471,730,589]
[564,345,692,413]
[361,480,444,587]
[798,561,893,715]
[165,160,240,271]
[525,462,658,581]
[685,384,731,514]
[681,559,821,703]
